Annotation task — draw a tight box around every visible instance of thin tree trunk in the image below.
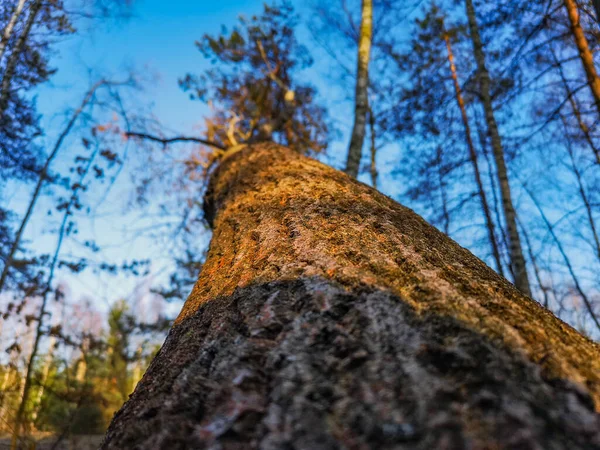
[465,0,532,296]
[551,47,600,164]
[563,0,600,119]
[29,336,56,424]
[345,0,372,178]
[0,0,42,117]
[436,146,451,235]
[559,114,600,263]
[0,0,27,64]
[0,80,106,295]
[476,111,511,273]
[443,30,503,276]
[521,182,600,333]
[11,143,100,449]
[517,216,550,309]
[75,337,89,384]
[367,105,377,189]
[565,83,600,165]
[103,143,600,450]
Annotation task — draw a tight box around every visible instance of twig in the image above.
[126,131,225,150]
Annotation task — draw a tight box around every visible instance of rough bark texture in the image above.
[465,0,532,297]
[345,0,372,179]
[102,143,600,449]
[563,0,600,119]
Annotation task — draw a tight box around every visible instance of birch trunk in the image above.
[465,0,532,297]
[345,0,372,178]
[0,0,27,64]
[0,0,42,117]
[103,143,600,450]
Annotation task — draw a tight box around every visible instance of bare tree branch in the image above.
[126,132,226,150]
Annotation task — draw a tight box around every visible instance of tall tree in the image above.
[345,0,373,178]
[0,0,43,117]
[103,143,600,449]
[563,0,600,118]
[379,4,509,277]
[465,0,532,296]
[177,1,327,155]
[442,18,503,275]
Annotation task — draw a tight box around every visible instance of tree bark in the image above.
[563,0,600,119]
[367,105,377,189]
[0,0,42,118]
[0,0,27,64]
[465,0,532,297]
[443,31,504,277]
[345,0,372,178]
[103,143,600,450]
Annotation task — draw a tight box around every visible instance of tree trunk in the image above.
[29,336,56,424]
[563,0,600,119]
[0,0,42,117]
[345,0,372,178]
[465,0,532,297]
[0,0,27,64]
[443,30,504,277]
[102,143,600,450]
[367,105,377,189]
[559,114,600,264]
[551,47,600,165]
[11,138,100,448]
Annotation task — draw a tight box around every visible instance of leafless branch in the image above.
[126,132,226,150]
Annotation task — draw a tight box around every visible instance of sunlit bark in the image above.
[563,0,600,119]
[103,143,600,449]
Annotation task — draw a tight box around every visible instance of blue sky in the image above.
[3,0,598,337]
[4,0,369,319]
[39,0,267,132]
